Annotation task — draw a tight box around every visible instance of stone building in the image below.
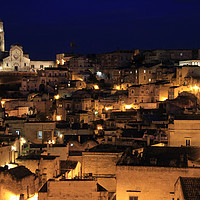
[38,179,108,200]
[0,19,5,52]
[0,166,37,200]
[16,154,60,182]
[168,115,200,147]
[3,45,30,72]
[116,146,200,200]
[174,177,200,200]
[97,49,133,68]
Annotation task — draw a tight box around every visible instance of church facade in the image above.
[3,44,30,71]
[0,19,56,72]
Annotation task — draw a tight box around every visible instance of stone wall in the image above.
[116,165,200,200]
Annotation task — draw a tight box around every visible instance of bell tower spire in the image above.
[0,19,5,52]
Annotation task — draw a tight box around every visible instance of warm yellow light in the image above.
[97,125,103,130]
[191,85,200,91]
[125,105,132,109]
[115,86,120,90]
[21,137,26,144]
[57,60,60,64]
[6,192,20,200]
[161,97,168,101]
[1,100,5,107]
[52,140,55,144]
[59,134,63,138]
[54,94,60,100]
[56,115,62,121]
[3,163,17,169]
[105,106,112,111]
[28,193,38,200]
[94,85,99,89]
[11,146,16,151]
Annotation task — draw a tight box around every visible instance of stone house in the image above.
[168,115,200,147]
[116,146,200,200]
[0,166,37,200]
[174,177,200,200]
[38,179,108,200]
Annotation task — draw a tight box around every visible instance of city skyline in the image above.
[1,0,200,60]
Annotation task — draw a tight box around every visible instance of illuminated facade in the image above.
[3,45,30,72]
[0,19,5,52]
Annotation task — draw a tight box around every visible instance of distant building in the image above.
[97,49,133,68]
[0,19,5,52]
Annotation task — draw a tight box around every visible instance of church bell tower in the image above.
[0,19,5,52]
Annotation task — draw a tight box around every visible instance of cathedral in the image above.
[0,19,55,72]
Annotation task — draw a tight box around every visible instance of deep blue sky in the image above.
[1,0,200,60]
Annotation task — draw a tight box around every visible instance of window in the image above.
[144,76,146,80]
[31,65,34,69]
[6,63,8,66]
[144,70,146,73]
[129,197,138,200]
[49,65,53,68]
[186,139,191,146]
[16,131,20,135]
[40,65,43,69]
[24,63,26,67]
[38,131,43,139]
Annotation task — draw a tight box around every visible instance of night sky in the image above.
[1,0,200,60]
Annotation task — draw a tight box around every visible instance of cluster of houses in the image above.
[1,19,200,200]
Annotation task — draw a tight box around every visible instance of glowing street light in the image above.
[125,105,132,109]
[94,85,99,90]
[56,115,62,121]
[54,94,60,100]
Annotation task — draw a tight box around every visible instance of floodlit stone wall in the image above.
[116,165,200,200]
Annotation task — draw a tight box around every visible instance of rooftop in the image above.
[5,166,33,180]
[180,177,200,200]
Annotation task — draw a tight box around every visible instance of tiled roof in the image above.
[7,166,33,180]
[180,177,200,200]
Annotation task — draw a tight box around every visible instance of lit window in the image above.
[149,78,151,82]
[16,131,20,135]
[180,53,183,56]
[130,71,132,74]
[70,143,73,146]
[135,70,137,73]
[38,131,43,139]
[144,70,146,73]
